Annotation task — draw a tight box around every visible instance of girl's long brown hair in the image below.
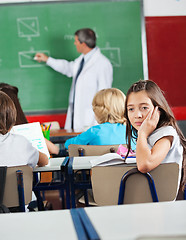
[124,80,186,193]
[0,91,17,134]
[124,80,186,154]
[0,83,28,125]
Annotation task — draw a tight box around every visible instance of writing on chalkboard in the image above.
[18,50,50,68]
[17,17,40,40]
[64,34,74,40]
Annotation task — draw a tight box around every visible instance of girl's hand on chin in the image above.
[138,106,160,137]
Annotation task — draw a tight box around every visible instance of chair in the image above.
[3,165,33,212]
[68,144,127,207]
[68,144,126,157]
[91,163,179,206]
[118,168,159,204]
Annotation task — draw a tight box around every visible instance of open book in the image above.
[11,122,50,158]
[90,153,136,167]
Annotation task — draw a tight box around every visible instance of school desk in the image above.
[33,157,66,172]
[33,157,71,209]
[0,209,88,240]
[84,200,186,240]
[50,129,81,144]
[0,201,185,240]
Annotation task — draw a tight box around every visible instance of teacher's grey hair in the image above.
[75,28,96,49]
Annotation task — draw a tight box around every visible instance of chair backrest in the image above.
[3,165,33,208]
[91,163,179,206]
[68,144,127,157]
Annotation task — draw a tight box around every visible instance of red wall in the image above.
[26,113,66,128]
[145,16,186,108]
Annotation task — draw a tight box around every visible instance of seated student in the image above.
[0,83,59,155]
[0,91,48,168]
[124,80,186,195]
[64,88,136,151]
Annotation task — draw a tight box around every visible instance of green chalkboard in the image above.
[0,0,145,112]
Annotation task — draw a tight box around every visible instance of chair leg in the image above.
[59,189,65,209]
[70,173,76,208]
[16,170,26,212]
[34,190,45,211]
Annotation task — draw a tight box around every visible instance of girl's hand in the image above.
[138,106,160,137]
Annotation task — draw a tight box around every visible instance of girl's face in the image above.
[127,90,155,130]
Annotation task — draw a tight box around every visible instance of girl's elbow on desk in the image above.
[38,152,49,167]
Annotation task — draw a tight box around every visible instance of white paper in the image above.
[11,122,50,158]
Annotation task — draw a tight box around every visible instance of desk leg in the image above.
[82,170,89,206]
[70,171,76,208]
[33,172,45,211]
[66,182,71,209]
[64,170,71,209]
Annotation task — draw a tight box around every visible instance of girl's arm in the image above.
[45,138,59,155]
[37,151,49,167]
[136,107,172,173]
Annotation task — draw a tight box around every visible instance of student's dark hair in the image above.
[0,83,28,125]
[0,91,17,134]
[124,80,186,154]
[75,28,96,48]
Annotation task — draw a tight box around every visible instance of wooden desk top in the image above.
[50,129,81,137]
[50,129,81,144]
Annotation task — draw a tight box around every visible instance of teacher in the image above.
[35,28,113,132]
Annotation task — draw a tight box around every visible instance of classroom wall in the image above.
[1,0,186,126]
[144,0,186,121]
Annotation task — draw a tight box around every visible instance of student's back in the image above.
[65,88,136,150]
[65,122,136,150]
[0,91,48,168]
[0,132,39,168]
